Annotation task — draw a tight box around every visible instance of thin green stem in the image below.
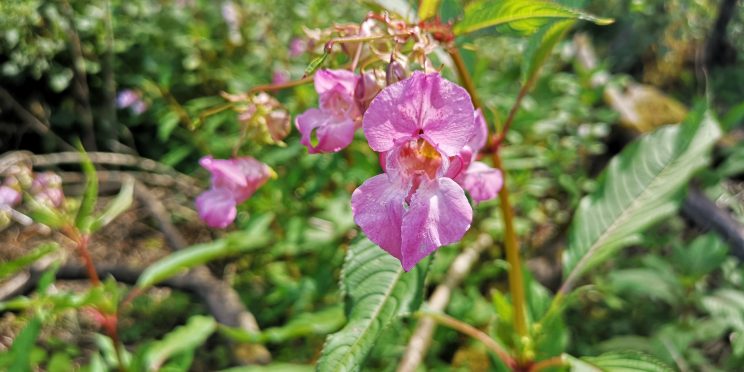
[447,46,529,343]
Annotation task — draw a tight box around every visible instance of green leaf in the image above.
[304,52,328,77]
[136,215,272,289]
[8,316,42,372]
[316,238,429,371]
[220,305,344,344]
[90,176,134,232]
[75,146,98,233]
[568,351,674,371]
[145,315,216,371]
[521,19,575,85]
[25,196,65,228]
[453,0,613,36]
[418,0,440,21]
[562,106,721,289]
[0,243,57,281]
[219,364,313,372]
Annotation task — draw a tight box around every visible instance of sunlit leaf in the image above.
[75,145,98,233]
[521,19,575,86]
[316,238,429,371]
[0,243,57,281]
[145,315,216,371]
[568,351,674,371]
[418,0,440,21]
[136,215,272,289]
[90,176,134,232]
[562,105,721,290]
[453,0,612,36]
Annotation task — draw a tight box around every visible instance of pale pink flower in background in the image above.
[288,38,306,58]
[117,89,148,115]
[295,69,380,154]
[195,156,273,228]
[30,172,64,208]
[352,72,476,271]
[0,185,21,210]
[272,70,290,85]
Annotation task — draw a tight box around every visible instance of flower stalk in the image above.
[447,46,530,344]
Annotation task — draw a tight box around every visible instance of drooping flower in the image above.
[195,156,273,228]
[352,72,477,271]
[295,69,380,154]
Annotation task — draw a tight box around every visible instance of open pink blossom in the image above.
[295,69,379,154]
[195,156,272,228]
[352,72,476,271]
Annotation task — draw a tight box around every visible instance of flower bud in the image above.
[386,61,407,86]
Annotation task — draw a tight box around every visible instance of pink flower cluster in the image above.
[351,72,502,271]
[295,69,380,154]
[195,156,272,228]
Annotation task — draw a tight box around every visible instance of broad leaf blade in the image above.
[453,0,612,36]
[316,238,428,371]
[145,315,216,371]
[568,351,674,372]
[562,106,721,289]
[418,0,440,21]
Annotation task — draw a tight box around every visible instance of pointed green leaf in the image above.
[568,351,674,371]
[220,305,344,344]
[521,19,575,85]
[453,0,613,36]
[8,316,42,372]
[562,106,721,290]
[418,0,440,21]
[316,238,429,371]
[0,243,57,281]
[75,146,98,233]
[145,315,216,371]
[136,215,272,289]
[90,176,134,232]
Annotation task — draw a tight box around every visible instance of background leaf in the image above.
[418,0,440,21]
[561,106,721,289]
[144,315,216,371]
[316,238,428,371]
[570,351,675,371]
[90,176,134,232]
[0,243,57,281]
[75,146,98,233]
[453,0,612,36]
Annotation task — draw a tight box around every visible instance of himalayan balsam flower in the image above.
[195,156,272,228]
[352,72,502,271]
[295,69,380,154]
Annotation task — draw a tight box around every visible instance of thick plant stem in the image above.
[447,46,529,342]
[492,152,528,340]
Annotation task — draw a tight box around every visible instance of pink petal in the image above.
[456,162,503,203]
[363,72,475,156]
[400,177,472,271]
[0,186,21,208]
[196,188,238,228]
[351,174,408,261]
[469,109,488,153]
[199,156,272,203]
[295,108,356,153]
[314,69,358,96]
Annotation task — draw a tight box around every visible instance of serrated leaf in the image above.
[75,145,98,233]
[145,315,216,371]
[0,243,57,281]
[569,351,674,372]
[316,238,428,371]
[521,19,575,85]
[418,0,440,21]
[562,106,721,290]
[90,176,134,232]
[453,0,612,36]
[136,215,272,289]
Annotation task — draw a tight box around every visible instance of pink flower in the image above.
[272,70,290,85]
[195,156,272,228]
[295,69,380,154]
[352,72,477,271]
[30,172,64,208]
[0,185,21,210]
[451,109,503,203]
[288,38,306,58]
